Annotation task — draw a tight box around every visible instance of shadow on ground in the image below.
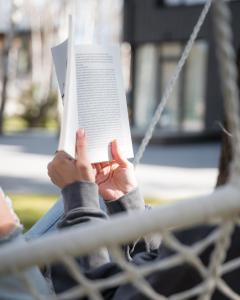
[0,175,59,194]
[0,130,58,156]
[133,142,220,168]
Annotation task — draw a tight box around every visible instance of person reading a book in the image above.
[0,128,150,299]
[1,129,240,299]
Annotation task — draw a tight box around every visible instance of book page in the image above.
[51,39,68,100]
[54,16,78,158]
[52,37,78,158]
[75,45,133,163]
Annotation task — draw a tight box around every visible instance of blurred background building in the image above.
[123,0,240,142]
[0,0,124,133]
[0,0,239,142]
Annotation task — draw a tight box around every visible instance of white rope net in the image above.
[1,0,240,299]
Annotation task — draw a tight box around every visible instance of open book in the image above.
[52,18,133,163]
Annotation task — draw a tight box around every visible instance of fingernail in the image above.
[78,128,85,138]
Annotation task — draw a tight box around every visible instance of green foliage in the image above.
[19,84,58,128]
[3,116,27,132]
[10,194,57,231]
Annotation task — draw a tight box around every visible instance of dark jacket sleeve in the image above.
[105,188,161,255]
[105,188,145,215]
[59,181,108,228]
[51,183,162,297]
[51,181,111,294]
[58,181,110,269]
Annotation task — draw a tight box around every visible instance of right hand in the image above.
[48,129,95,189]
[93,140,138,201]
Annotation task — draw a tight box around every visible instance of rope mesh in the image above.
[1,215,239,300]
[1,1,240,300]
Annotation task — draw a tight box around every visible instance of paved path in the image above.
[0,130,220,201]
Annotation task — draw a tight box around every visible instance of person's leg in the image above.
[24,197,64,241]
[0,188,53,298]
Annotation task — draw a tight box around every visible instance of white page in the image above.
[52,18,133,162]
[55,16,78,158]
[75,45,133,163]
[51,39,68,100]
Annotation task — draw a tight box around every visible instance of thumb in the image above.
[111,139,129,168]
[75,128,88,163]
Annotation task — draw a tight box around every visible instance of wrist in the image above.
[103,184,138,202]
[75,170,95,184]
[61,176,95,189]
[104,191,124,202]
[75,176,95,184]
[105,188,144,215]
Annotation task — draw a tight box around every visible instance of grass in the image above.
[45,118,59,131]
[3,116,28,132]
[10,194,58,231]
[146,197,183,206]
[3,116,58,133]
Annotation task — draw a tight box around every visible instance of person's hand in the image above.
[94,140,138,201]
[0,189,20,237]
[48,129,95,189]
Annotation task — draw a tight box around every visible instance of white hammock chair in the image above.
[1,0,240,299]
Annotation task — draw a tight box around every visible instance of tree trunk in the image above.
[216,48,240,187]
[216,121,232,187]
[0,64,9,134]
[0,1,15,134]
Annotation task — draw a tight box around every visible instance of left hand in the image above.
[93,140,138,201]
[48,129,95,189]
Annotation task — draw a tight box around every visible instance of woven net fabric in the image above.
[1,0,240,299]
[1,193,240,300]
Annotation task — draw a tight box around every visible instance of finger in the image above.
[96,168,111,184]
[110,162,119,170]
[93,163,102,173]
[75,128,88,163]
[111,140,129,168]
[100,162,109,169]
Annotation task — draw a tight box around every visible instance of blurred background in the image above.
[0,0,239,230]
